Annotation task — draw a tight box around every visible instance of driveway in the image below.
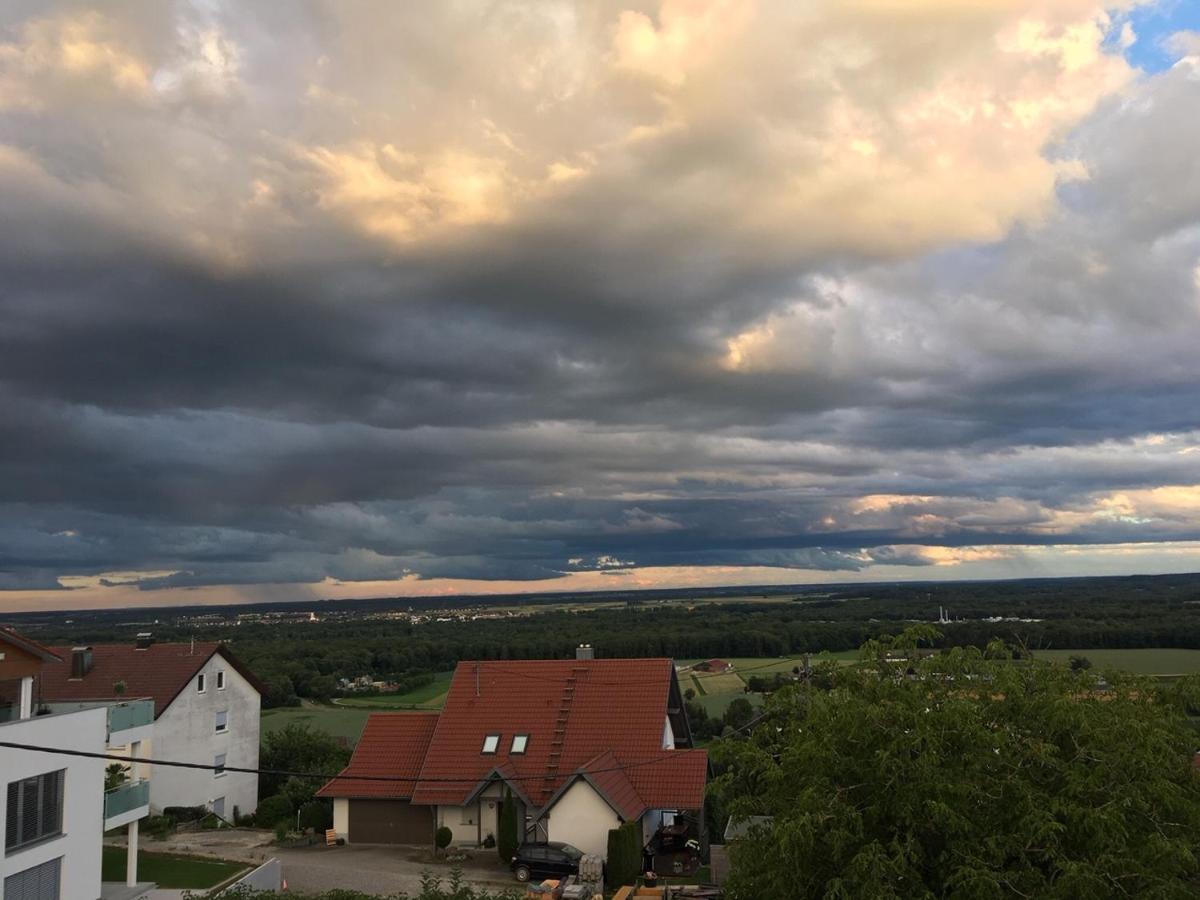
[270,844,519,895]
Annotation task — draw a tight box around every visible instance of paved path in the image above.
[271,845,517,895]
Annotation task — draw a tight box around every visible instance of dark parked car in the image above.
[510,842,584,882]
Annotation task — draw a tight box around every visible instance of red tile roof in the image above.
[0,627,62,662]
[36,642,261,718]
[410,658,702,809]
[574,749,709,820]
[317,712,439,799]
[624,749,709,811]
[317,658,708,814]
[576,751,643,820]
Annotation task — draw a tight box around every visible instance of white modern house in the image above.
[37,637,262,820]
[1,628,152,900]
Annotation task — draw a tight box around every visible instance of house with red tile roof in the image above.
[2,628,155,897]
[318,653,707,859]
[36,637,263,818]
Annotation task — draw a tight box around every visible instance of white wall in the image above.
[0,707,107,900]
[151,654,260,817]
[435,804,479,845]
[662,716,676,749]
[333,798,349,838]
[435,782,507,846]
[545,780,621,860]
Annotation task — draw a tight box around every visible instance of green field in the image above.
[102,847,246,889]
[334,671,453,709]
[687,650,1200,679]
[261,702,372,743]
[1031,648,1200,676]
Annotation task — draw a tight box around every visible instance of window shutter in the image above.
[5,780,18,849]
[3,857,62,900]
[21,777,39,845]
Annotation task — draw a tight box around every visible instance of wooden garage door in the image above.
[348,799,432,844]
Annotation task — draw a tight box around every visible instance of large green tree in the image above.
[258,723,351,806]
[712,628,1200,899]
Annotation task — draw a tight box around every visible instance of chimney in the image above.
[70,646,93,679]
[134,632,154,650]
[576,643,594,661]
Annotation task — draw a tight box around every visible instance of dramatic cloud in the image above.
[2,0,1199,609]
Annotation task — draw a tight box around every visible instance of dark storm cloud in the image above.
[2,1,1200,597]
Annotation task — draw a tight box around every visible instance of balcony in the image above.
[104,779,150,830]
[107,699,154,743]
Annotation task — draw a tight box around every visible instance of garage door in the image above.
[349,799,432,844]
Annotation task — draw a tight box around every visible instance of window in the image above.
[481,734,499,754]
[459,806,476,825]
[214,754,226,777]
[4,857,62,900]
[510,734,529,755]
[216,670,226,691]
[5,771,65,852]
[197,673,206,693]
[214,710,228,733]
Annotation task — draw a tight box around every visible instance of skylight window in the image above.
[481,734,500,754]
[511,734,529,754]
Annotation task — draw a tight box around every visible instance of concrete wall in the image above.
[545,780,621,860]
[0,707,106,900]
[151,653,260,816]
[220,858,281,894]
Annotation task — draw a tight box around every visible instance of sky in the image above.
[2,0,1200,613]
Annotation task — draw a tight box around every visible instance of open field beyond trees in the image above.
[261,703,371,743]
[334,671,454,708]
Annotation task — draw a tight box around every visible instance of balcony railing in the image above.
[107,699,154,736]
[104,779,149,821]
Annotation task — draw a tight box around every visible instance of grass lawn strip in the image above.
[101,847,247,889]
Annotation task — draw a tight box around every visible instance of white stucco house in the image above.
[318,651,707,861]
[37,637,262,820]
[1,628,153,900]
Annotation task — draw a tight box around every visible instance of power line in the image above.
[340,656,818,694]
[0,740,706,786]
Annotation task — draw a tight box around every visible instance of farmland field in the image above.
[334,670,454,709]
[1031,648,1200,676]
[689,650,1200,679]
[689,670,746,695]
[261,703,371,743]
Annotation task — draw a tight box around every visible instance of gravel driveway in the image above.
[270,844,519,896]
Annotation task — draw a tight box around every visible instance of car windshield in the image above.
[558,844,583,860]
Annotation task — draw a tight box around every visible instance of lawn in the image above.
[101,847,246,889]
[1032,648,1200,676]
[335,670,454,709]
[261,703,372,743]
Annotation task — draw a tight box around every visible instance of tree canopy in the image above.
[712,628,1200,899]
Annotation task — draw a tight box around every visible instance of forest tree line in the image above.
[24,573,1200,707]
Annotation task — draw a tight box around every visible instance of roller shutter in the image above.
[348,799,432,843]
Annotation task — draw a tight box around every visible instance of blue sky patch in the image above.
[1113,0,1200,72]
